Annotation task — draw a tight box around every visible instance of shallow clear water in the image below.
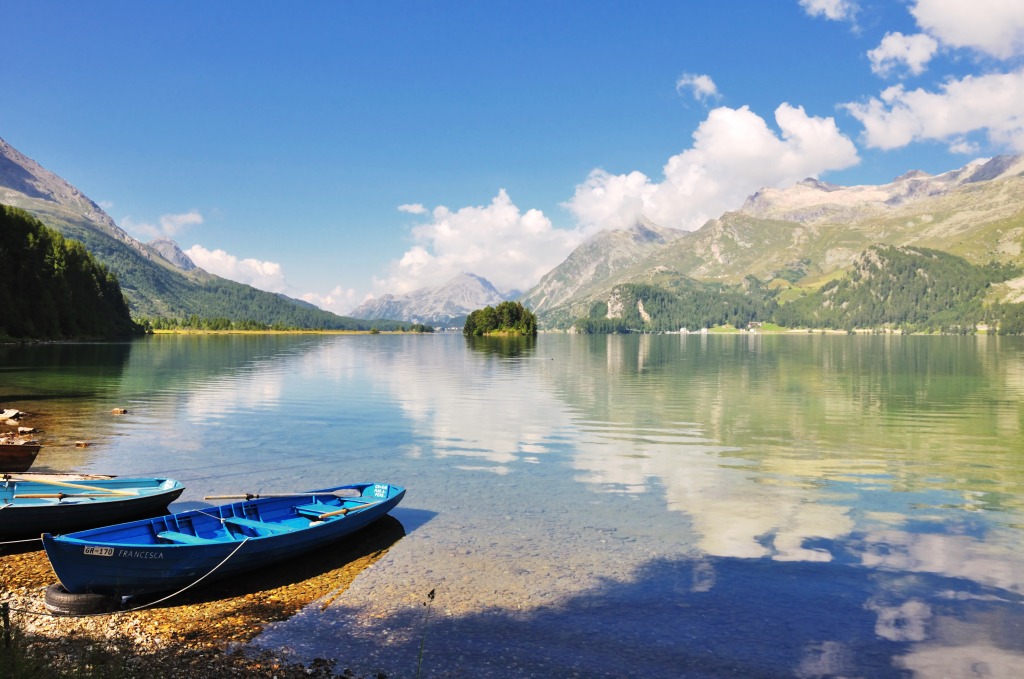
[3,333,1023,677]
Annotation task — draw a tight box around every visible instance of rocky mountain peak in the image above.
[740,154,1024,221]
[519,217,686,315]
[892,169,932,182]
[964,155,1024,183]
[350,272,510,325]
[795,177,841,192]
[149,238,198,271]
[0,137,117,231]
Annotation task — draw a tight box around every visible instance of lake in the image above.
[3,333,1023,678]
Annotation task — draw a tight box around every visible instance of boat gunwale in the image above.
[48,483,402,547]
[0,478,185,506]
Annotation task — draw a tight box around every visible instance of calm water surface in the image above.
[3,333,1023,678]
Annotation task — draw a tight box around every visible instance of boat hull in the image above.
[0,477,185,539]
[0,443,41,472]
[42,482,405,597]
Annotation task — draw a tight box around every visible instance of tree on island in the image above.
[463,301,537,336]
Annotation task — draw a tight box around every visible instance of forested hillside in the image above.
[1,138,386,329]
[775,246,1020,333]
[574,279,773,334]
[0,205,140,339]
[572,246,1024,334]
[19,201,379,329]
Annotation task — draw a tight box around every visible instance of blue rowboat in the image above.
[42,482,405,597]
[0,475,185,539]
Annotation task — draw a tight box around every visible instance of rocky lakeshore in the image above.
[0,406,405,677]
[1,516,405,678]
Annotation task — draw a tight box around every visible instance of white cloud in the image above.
[159,211,203,236]
[119,210,366,317]
[300,286,361,316]
[799,0,858,22]
[910,0,1024,59]
[566,169,653,232]
[868,32,939,77]
[398,203,427,215]
[376,190,585,296]
[185,245,289,294]
[121,210,203,240]
[948,138,981,155]
[565,103,859,232]
[844,68,1024,152]
[851,1,1024,155]
[170,242,362,316]
[676,73,720,103]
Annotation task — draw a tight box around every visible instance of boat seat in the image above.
[221,516,295,534]
[293,503,338,519]
[157,530,218,545]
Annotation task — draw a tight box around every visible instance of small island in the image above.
[463,301,537,336]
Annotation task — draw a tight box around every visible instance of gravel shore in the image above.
[1,516,405,678]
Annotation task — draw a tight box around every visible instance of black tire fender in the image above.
[43,582,113,615]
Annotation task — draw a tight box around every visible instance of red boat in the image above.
[0,440,42,472]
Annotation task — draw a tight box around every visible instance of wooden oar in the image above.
[204,489,363,500]
[15,493,108,499]
[5,476,136,496]
[309,500,382,521]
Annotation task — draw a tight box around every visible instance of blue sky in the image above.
[3,1,1023,314]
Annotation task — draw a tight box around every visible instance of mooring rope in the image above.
[2,536,251,620]
[0,537,42,546]
[119,536,251,613]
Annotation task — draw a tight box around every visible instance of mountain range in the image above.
[349,272,512,327]
[3,134,1023,331]
[521,154,1024,328]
